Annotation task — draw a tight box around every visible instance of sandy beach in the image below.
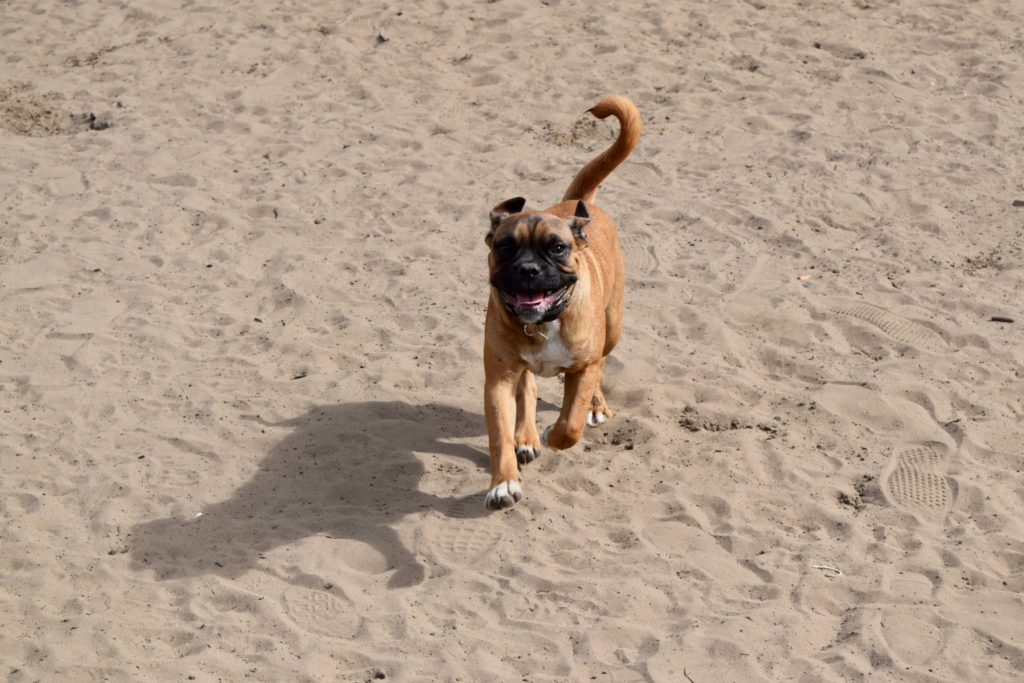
[2,0,1023,680]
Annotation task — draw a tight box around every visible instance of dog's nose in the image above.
[516,262,541,278]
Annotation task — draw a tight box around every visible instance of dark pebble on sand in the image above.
[990,316,1014,323]
[1013,199,1024,207]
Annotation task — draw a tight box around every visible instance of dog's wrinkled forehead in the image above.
[488,197,591,248]
[494,214,573,244]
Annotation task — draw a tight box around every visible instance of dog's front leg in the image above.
[541,362,602,450]
[514,369,541,464]
[484,364,524,509]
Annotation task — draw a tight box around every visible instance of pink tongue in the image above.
[515,291,547,307]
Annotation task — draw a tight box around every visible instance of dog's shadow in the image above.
[128,401,488,588]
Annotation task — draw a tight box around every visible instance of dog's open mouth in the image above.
[504,287,567,310]
[499,285,572,323]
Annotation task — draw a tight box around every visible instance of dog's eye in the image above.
[495,239,515,257]
[548,242,568,257]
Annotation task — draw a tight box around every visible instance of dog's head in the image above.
[485,197,590,324]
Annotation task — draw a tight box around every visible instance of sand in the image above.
[2,0,1023,680]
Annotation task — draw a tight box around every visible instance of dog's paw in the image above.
[516,444,540,465]
[484,480,523,510]
[586,410,608,427]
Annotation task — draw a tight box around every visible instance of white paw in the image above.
[516,445,540,465]
[484,480,523,510]
[540,425,552,447]
[586,410,608,427]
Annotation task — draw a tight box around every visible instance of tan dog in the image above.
[482,95,641,509]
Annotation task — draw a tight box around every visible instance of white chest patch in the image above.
[521,321,575,377]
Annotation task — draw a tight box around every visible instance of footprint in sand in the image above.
[881,445,955,520]
[642,521,767,586]
[886,568,935,601]
[620,232,662,276]
[614,159,663,188]
[283,586,362,639]
[421,496,505,564]
[829,301,948,353]
[875,568,945,665]
[876,607,948,667]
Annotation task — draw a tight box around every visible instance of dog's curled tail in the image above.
[561,95,642,205]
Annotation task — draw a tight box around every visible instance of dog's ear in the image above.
[486,197,526,244]
[568,200,590,245]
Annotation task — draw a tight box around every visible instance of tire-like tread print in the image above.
[882,446,954,518]
[621,233,661,276]
[830,302,948,353]
[423,497,503,563]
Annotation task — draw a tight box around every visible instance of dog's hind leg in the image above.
[514,368,542,464]
[541,361,602,450]
[587,358,613,427]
